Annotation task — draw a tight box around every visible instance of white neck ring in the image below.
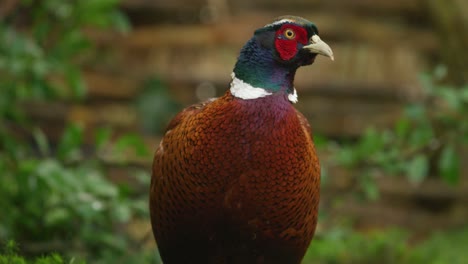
[229,72,298,103]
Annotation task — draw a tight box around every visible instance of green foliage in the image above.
[114,133,150,158]
[304,226,468,264]
[0,240,84,264]
[304,228,409,264]
[0,123,150,262]
[0,1,157,263]
[408,227,468,264]
[333,71,467,198]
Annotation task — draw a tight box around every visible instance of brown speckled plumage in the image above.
[150,15,332,264]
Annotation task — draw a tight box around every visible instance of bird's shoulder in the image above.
[163,97,218,133]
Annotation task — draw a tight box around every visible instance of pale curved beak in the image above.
[303,35,334,61]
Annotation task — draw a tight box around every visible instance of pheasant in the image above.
[150,15,334,264]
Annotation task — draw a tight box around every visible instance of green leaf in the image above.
[437,88,461,110]
[438,144,460,184]
[310,133,328,148]
[419,72,435,94]
[44,207,70,226]
[460,86,468,103]
[52,30,90,60]
[33,21,51,43]
[408,124,434,148]
[358,127,385,156]
[95,127,113,150]
[32,128,50,156]
[115,134,149,157]
[335,147,357,167]
[84,173,118,198]
[407,154,429,184]
[4,240,20,255]
[65,66,86,99]
[405,104,426,121]
[114,203,132,222]
[109,11,131,33]
[360,174,379,201]
[395,118,410,139]
[57,123,83,161]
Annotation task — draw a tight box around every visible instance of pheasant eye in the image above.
[284,29,295,39]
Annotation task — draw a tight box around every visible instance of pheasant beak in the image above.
[303,35,334,61]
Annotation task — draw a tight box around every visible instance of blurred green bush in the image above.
[0,240,84,264]
[304,226,468,264]
[331,70,468,199]
[0,1,157,263]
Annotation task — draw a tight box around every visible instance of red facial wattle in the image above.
[274,24,308,61]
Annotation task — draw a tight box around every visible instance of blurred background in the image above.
[0,0,467,263]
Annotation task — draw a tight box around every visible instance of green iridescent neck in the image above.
[232,38,296,93]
